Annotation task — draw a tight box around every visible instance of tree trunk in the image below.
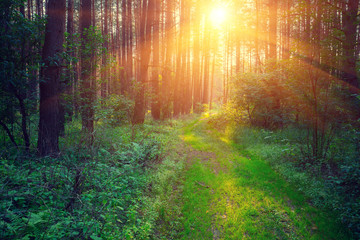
[162,0,174,118]
[202,13,210,105]
[269,0,278,62]
[184,0,192,114]
[38,0,66,157]
[192,1,201,112]
[127,0,133,94]
[101,0,108,97]
[67,0,74,120]
[79,0,94,135]
[151,0,161,119]
[59,0,75,136]
[342,0,360,90]
[132,0,153,124]
[174,0,184,117]
[121,0,127,94]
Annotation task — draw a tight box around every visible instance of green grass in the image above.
[3,114,352,239]
[173,116,351,239]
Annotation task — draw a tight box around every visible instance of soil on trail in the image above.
[171,117,349,240]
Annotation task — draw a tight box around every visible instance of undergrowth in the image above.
[218,121,360,238]
[0,117,186,239]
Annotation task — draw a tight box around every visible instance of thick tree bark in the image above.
[38,0,66,157]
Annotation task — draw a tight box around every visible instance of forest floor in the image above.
[155,115,349,239]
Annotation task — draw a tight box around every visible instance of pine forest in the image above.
[1,0,360,239]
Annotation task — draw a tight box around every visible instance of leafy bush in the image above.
[229,60,356,163]
[0,119,177,239]
[0,2,45,148]
[230,71,293,129]
[194,103,207,114]
[95,94,134,127]
[207,110,231,131]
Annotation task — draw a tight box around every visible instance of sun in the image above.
[210,8,227,26]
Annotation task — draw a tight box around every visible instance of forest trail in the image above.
[171,116,348,240]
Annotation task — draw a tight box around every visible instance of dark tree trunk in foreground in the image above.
[38,0,66,157]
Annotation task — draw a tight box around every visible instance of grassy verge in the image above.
[175,116,351,239]
[229,123,359,238]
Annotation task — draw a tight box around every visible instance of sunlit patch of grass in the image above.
[180,134,199,147]
[201,112,211,119]
[180,160,215,239]
[177,117,351,239]
[220,136,230,144]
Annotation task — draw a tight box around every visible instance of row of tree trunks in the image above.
[34,0,360,155]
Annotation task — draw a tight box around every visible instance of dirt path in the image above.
[174,117,349,240]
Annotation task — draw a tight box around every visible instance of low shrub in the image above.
[0,118,179,239]
[95,94,134,127]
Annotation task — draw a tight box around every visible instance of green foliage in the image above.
[95,94,134,127]
[194,103,207,113]
[0,119,181,239]
[207,110,232,131]
[78,26,106,128]
[230,70,293,129]
[175,118,351,239]
[0,1,45,146]
[205,65,359,237]
[230,124,360,238]
[81,26,105,63]
[228,60,356,163]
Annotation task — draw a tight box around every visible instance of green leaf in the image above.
[90,234,103,240]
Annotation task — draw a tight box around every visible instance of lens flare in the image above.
[210,8,227,26]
